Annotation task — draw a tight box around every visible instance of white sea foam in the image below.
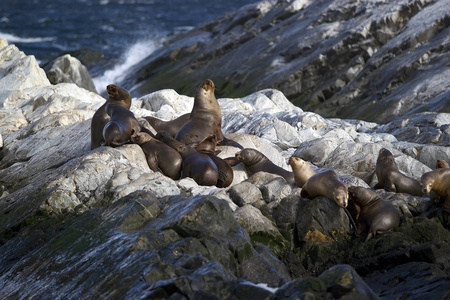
[0,32,55,43]
[93,38,160,92]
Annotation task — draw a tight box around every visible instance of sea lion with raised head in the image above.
[103,103,141,147]
[374,148,423,196]
[195,135,234,188]
[348,186,400,242]
[421,168,450,211]
[130,131,182,180]
[157,131,219,186]
[234,148,294,184]
[91,84,132,149]
[300,169,348,208]
[289,156,316,187]
[174,79,242,148]
[144,113,190,137]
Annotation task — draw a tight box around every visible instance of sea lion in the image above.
[300,169,348,208]
[144,113,190,137]
[103,103,141,147]
[234,148,295,184]
[195,135,234,188]
[91,84,132,149]
[421,168,450,211]
[157,131,219,186]
[130,132,182,180]
[174,79,242,148]
[436,159,449,169]
[348,186,400,242]
[374,148,423,196]
[288,156,316,187]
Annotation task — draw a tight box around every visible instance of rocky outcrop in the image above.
[1,38,450,299]
[121,0,450,123]
[43,54,98,93]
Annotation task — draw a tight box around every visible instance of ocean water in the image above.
[0,0,258,91]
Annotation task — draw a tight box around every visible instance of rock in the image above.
[43,54,97,93]
[1,36,450,300]
[120,0,450,123]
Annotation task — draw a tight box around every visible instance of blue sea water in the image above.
[0,0,258,91]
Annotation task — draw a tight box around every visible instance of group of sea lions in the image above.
[90,79,450,242]
[91,79,242,188]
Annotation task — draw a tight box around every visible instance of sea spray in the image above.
[93,38,162,92]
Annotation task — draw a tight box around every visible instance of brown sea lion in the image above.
[174,79,242,148]
[348,186,400,242]
[288,156,316,188]
[144,113,190,137]
[234,148,295,185]
[300,170,348,208]
[374,148,423,196]
[130,132,182,180]
[421,168,450,211]
[157,131,218,186]
[195,135,234,188]
[436,159,449,169]
[103,103,141,147]
[91,84,132,149]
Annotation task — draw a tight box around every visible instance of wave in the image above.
[93,38,161,93]
[0,32,56,43]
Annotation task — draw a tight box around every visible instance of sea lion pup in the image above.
[91,84,132,149]
[174,79,243,149]
[195,135,234,188]
[421,168,450,211]
[157,131,219,186]
[103,103,141,147]
[288,156,316,187]
[144,113,190,137]
[130,132,182,180]
[234,148,295,185]
[300,170,348,208]
[348,186,400,242]
[374,148,424,196]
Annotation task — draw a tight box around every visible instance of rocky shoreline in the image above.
[1,37,449,299]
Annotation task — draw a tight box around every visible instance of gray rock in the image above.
[121,0,450,123]
[44,54,97,93]
[228,181,263,207]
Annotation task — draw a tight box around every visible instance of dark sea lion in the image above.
[300,170,348,208]
[157,131,218,186]
[348,186,400,242]
[288,156,316,188]
[234,148,294,184]
[174,79,242,148]
[195,135,234,188]
[103,103,141,147]
[374,148,423,196]
[130,132,182,180]
[144,113,190,137]
[421,168,450,211]
[91,84,132,149]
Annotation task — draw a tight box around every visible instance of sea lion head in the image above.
[201,79,215,92]
[420,172,434,194]
[436,159,449,169]
[196,135,217,154]
[130,132,151,145]
[106,84,131,103]
[289,156,305,168]
[333,186,349,208]
[378,148,395,163]
[235,148,260,166]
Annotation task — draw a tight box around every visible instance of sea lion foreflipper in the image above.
[217,136,244,149]
[223,157,241,167]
